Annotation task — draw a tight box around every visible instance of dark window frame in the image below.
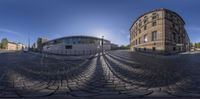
[65,45,72,49]
[152,21,157,26]
[144,25,147,30]
[152,31,157,41]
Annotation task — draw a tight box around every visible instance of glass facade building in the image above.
[43,36,111,55]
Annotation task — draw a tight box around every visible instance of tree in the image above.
[1,38,8,49]
[126,44,130,49]
[198,43,200,48]
[194,42,200,48]
[119,44,130,49]
[194,43,197,48]
[0,42,2,49]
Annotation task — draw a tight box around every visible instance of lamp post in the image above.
[28,37,30,51]
[101,36,104,54]
[28,33,30,51]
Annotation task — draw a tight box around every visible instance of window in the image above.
[144,20,147,24]
[139,22,142,27]
[152,13,157,16]
[64,39,70,44]
[170,14,173,18]
[144,25,147,30]
[152,13,158,20]
[54,39,63,44]
[172,32,176,42]
[144,16,148,24]
[152,31,157,41]
[152,21,157,26]
[178,36,181,43]
[152,16,157,20]
[136,26,138,30]
[135,23,138,28]
[152,47,156,51]
[65,45,72,49]
[139,37,141,44]
[144,47,146,51]
[144,34,148,43]
[173,47,176,51]
[138,29,141,33]
[172,24,175,28]
[135,39,137,45]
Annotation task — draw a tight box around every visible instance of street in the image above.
[0,50,200,98]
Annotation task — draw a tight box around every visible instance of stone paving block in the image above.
[69,91,99,97]
[122,89,153,97]
[47,85,59,90]
[167,90,200,97]
[115,85,126,91]
[97,91,120,95]
[1,50,200,98]
[146,91,174,97]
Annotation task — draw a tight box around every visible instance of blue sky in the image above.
[0,0,199,46]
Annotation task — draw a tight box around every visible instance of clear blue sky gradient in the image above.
[0,0,199,46]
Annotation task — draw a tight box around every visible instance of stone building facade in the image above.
[130,8,190,54]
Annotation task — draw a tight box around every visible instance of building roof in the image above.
[8,42,17,44]
[129,8,186,30]
[43,35,110,44]
[8,42,25,46]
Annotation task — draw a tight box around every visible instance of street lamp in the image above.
[102,36,104,54]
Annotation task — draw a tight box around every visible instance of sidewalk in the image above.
[134,51,199,59]
[0,50,17,54]
[28,51,96,61]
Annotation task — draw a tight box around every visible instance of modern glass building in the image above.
[42,36,111,55]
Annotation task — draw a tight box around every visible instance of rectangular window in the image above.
[144,20,147,24]
[173,47,176,51]
[152,31,157,41]
[139,22,142,27]
[172,24,175,28]
[152,47,156,51]
[54,39,63,44]
[144,18,148,24]
[144,47,146,51]
[172,32,176,42]
[139,37,141,44]
[178,36,181,43]
[144,34,148,43]
[144,25,147,30]
[65,45,72,49]
[135,39,137,45]
[152,16,157,20]
[139,29,141,33]
[152,21,157,26]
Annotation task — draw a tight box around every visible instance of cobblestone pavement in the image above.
[0,50,200,98]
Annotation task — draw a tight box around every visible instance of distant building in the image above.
[7,42,17,50]
[37,37,48,51]
[130,8,190,54]
[32,43,38,49]
[17,43,25,50]
[111,43,119,50]
[42,35,111,55]
[7,42,25,51]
